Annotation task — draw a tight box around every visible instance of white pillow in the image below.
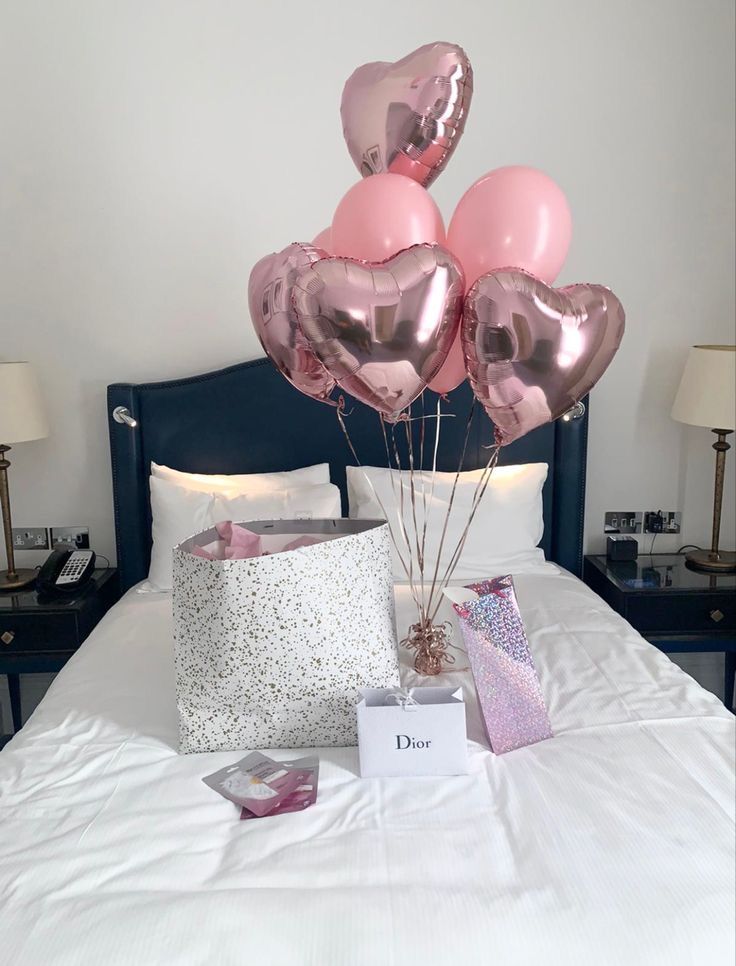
[150,461,330,494]
[346,463,548,581]
[147,476,342,591]
[212,486,341,528]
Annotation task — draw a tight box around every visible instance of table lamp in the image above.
[672,345,736,573]
[0,362,49,590]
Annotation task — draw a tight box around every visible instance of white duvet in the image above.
[1,568,734,966]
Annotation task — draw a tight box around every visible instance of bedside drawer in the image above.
[0,613,79,654]
[627,593,736,636]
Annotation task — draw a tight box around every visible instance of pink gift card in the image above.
[240,757,319,820]
[202,752,304,817]
[453,575,552,754]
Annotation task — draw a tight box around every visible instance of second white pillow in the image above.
[346,463,548,582]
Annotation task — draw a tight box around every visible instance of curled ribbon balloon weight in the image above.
[292,244,465,421]
[462,270,625,445]
[248,244,336,405]
[341,41,473,189]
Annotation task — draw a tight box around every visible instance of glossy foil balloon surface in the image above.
[341,41,473,189]
[463,270,625,444]
[248,244,335,403]
[293,244,465,420]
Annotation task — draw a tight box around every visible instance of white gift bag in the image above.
[172,519,399,753]
[357,687,468,777]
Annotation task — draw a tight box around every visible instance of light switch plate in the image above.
[604,511,642,535]
[50,526,90,549]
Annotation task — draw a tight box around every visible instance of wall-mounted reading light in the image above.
[112,406,137,428]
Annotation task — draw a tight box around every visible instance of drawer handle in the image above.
[1,630,15,645]
[710,609,724,623]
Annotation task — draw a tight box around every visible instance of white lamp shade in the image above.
[0,362,49,444]
[671,345,736,431]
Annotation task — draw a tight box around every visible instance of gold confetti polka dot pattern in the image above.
[173,523,400,752]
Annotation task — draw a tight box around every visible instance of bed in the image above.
[1,360,734,965]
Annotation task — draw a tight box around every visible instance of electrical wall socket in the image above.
[50,526,90,549]
[12,527,50,550]
[643,511,681,535]
[604,511,642,534]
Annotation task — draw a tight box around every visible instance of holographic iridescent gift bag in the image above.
[452,575,552,754]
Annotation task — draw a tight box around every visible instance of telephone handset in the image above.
[37,548,96,595]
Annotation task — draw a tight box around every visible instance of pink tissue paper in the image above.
[190,522,322,561]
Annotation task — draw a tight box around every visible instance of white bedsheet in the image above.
[1,570,734,966]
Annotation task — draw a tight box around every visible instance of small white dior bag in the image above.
[357,687,468,777]
[172,519,399,753]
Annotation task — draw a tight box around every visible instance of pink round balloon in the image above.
[331,173,445,262]
[447,166,572,288]
[312,227,332,252]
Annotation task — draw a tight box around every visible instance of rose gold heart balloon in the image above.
[292,244,465,421]
[341,41,473,189]
[249,243,336,404]
[463,270,625,444]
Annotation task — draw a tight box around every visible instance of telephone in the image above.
[37,548,96,595]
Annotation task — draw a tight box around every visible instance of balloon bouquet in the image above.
[249,42,625,675]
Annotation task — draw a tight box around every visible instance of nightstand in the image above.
[583,554,735,709]
[0,568,119,741]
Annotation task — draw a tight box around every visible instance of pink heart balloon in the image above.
[463,270,625,444]
[292,244,465,421]
[248,243,336,404]
[341,41,473,189]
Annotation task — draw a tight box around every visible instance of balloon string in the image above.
[398,413,456,424]
[386,418,420,613]
[427,443,501,625]
[418,391,426,479]
[338,394,500,668]
[417,393,428,585]
[335,400,419,608]
[428,448,496,621]
[424,398,477,621]
[376,412,421,610]
[403,416,426,620]
[418,396,442,616]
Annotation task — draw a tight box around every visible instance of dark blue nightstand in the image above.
[584,553,736,709]
[0,568,119,741]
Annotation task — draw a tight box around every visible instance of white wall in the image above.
[1,0,734,573]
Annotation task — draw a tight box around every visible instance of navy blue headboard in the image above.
[108,357,588,592]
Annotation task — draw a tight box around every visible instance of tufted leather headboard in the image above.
[108,357,588,592]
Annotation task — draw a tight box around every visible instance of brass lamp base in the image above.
[0,568,37,591]
[685,549,736,574]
